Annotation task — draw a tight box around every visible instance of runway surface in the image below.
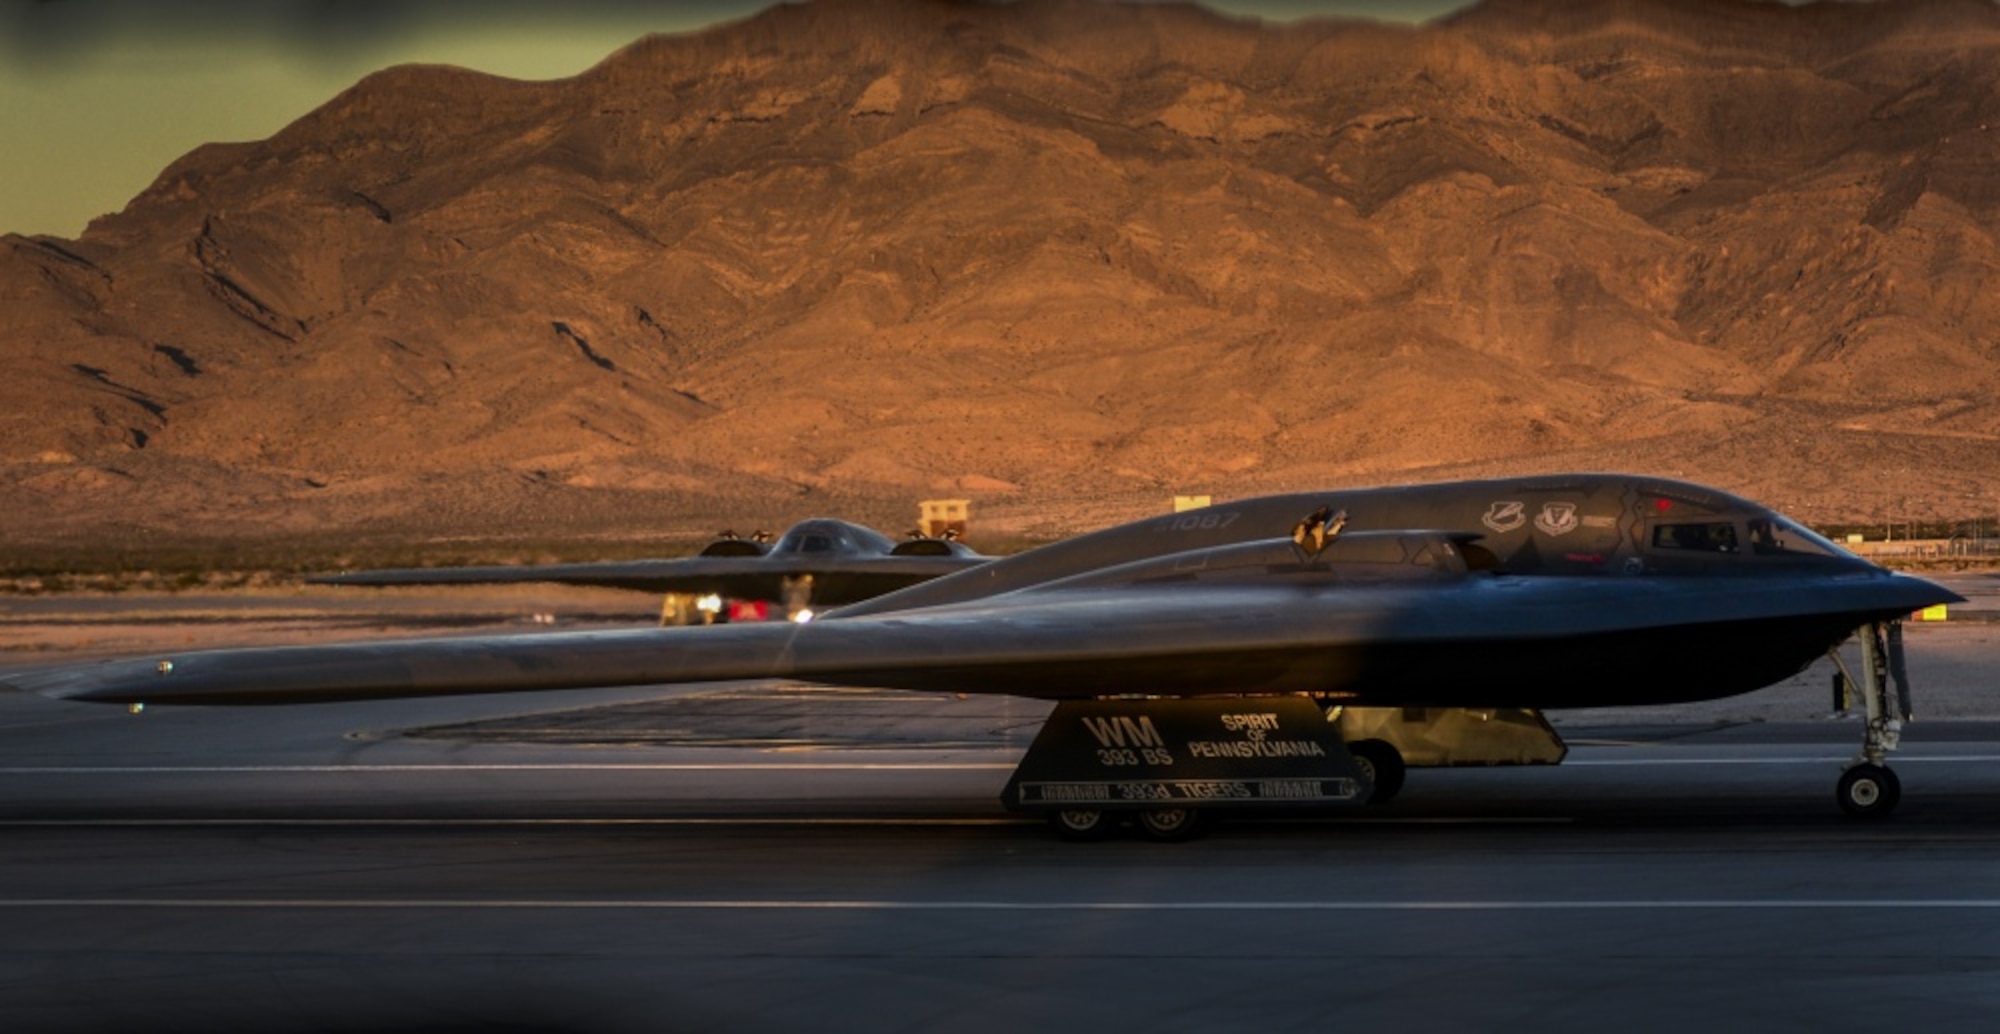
[2,577,2000,1032]
[7,689,2000,1032]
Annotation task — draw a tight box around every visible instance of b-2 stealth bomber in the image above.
[8,474,1956,839]
[312,518,988,619]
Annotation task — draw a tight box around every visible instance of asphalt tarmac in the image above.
[2,577,1999,1032]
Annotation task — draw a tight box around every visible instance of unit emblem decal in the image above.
[1535,502,1580,537]
[1482,501,1526,534]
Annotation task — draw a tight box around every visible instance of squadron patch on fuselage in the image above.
[1535,502,1579,537]
[1482,501,1526,533]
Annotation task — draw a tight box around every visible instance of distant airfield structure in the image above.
[919,499,970,540]
[1849,537,2000,562]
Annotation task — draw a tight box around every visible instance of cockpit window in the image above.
[1650,517,1851,559]
[1746,517,1848,558]
[773,529,842,554]
[1652,522,1739,553]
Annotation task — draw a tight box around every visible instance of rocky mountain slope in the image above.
[5,0,1999,550]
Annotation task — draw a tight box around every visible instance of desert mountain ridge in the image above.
[4,0,1999,551]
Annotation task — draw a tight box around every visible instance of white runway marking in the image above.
[0,817,1027,828]
[5,897,2000,911]
[0,762,1017,774]
[6,755,2000,775]
[0,815,1578,830]
[1567,755,2000,766]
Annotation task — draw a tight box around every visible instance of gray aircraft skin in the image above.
[5,474,1959,827]
[310,518,987,611]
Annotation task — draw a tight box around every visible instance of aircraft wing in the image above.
[311,556,987,606]
[3,569,1953,708]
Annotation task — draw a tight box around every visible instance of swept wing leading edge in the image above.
[314,556,983,602]
[308,518,988,607]
[6,547,1950,708]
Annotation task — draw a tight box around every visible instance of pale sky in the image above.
[0,1,1470,239]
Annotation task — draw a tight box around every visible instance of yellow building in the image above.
[919,499,970,539]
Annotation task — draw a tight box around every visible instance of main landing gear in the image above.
[1048,808,1114,842]
[1046,807,1212,843]
[1828,620,1911,820]
[1008,698,1363,842]
[1346,739,1407,806]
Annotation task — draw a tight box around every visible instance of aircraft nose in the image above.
[1885,570,1965,613]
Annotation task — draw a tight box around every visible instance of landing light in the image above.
[695,594,724,614]
[792,609,816,624]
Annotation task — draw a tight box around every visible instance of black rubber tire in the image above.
[1048,808,1115,841]
[1134,807,1209,842]
[1836,763,1901,819]
[1348,739,1407,805]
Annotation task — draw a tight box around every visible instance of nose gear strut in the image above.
[1826,620,1909,819]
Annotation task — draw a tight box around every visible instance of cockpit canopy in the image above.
[1647,515,1851,559]
[770,519,897,557]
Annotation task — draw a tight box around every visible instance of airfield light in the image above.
[695,594,724,614]
[792,608,816,624]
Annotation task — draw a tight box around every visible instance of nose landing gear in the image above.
[1836,762,1901,819]
[1829,620,1911,820]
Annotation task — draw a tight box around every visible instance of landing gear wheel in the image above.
[1348,739,1407,805]
[1048,808,1114,841]
[1134,807,1208,842]
[1836,763,1901,819]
